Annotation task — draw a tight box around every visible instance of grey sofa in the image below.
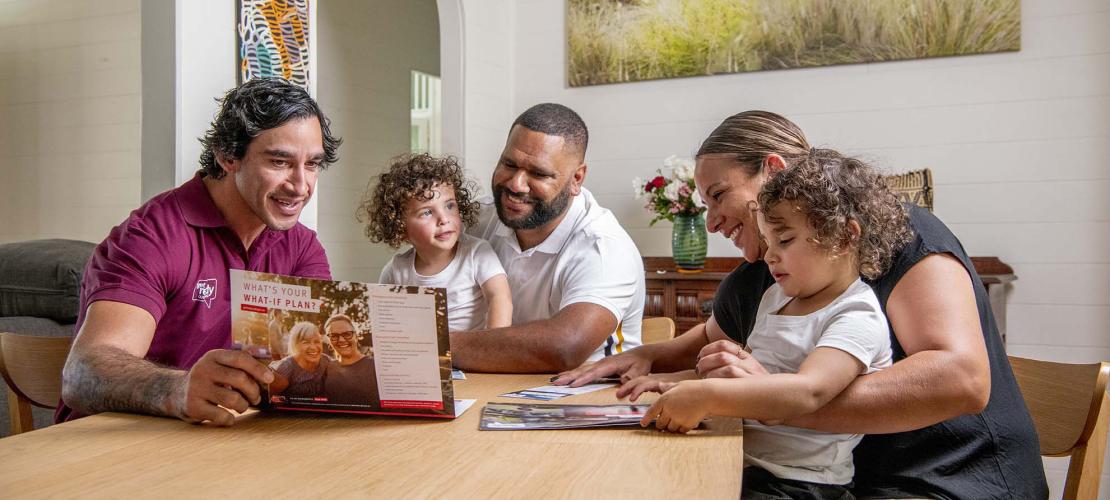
[0,239,94,436]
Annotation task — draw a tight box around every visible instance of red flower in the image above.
[651,176,666,189]
[644,182,654,192]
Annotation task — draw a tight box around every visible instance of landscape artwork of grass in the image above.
[567,0,1021,87]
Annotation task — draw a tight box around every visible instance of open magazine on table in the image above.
[479,403,653,430]
[230,270,455,418]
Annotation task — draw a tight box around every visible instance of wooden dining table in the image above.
[0,373,743,499]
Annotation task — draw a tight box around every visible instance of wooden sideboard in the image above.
[643,257,736,335]
[643,256,1016,344]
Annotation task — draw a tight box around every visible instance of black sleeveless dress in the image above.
[712,205,1048,499]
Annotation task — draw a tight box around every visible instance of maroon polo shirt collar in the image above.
[177,173,230,228]
[175,172,280,252]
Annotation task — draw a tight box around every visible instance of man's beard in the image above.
[493,183,572,230]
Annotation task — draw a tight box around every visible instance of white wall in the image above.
[483,0,1110,497]
[0,0,142,244]
[0,0,246,243]
[315,0,440,283]
[457,0,515,190]
[140,0,174,201]
[437,0,466,168]
[174,0,236,189]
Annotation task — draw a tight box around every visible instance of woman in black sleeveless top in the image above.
[557,111,1047,499]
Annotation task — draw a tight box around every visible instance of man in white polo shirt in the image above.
[454,103,645,372]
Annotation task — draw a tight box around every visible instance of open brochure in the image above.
[479,403,652,430]
[230,270,454,418]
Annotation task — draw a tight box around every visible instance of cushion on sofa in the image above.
[0,239,95,323]
[0,316,76,337]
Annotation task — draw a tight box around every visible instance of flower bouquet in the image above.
[634,156,708,272]
[633,155,705,225]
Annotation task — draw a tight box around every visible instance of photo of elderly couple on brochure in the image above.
[230,270,455,418]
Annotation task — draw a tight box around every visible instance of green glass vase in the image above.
[672,213,707,272]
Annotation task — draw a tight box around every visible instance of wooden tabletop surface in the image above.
[0,374,743,499]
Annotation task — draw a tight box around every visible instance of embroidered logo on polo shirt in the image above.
[192,279,217,308]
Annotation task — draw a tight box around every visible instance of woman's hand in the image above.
[696,340,770,379]
[640,380,711,434]
[552,347,655,387]
[617,370,696,401]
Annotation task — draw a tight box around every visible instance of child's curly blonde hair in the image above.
[357,153,480,248]
[758,149,913,280]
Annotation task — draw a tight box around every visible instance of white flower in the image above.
[674,157,695,181]
[632,177,645,199]
[663,181,680,202]
[662,154,681,170]
[692,187,705,208]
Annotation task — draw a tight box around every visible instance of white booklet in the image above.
[230,270,455,418]
[499,383,616,401]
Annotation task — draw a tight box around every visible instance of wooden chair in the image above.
[0,332,74,435]
[884,168,934,212]
[1009,356,1110,500]
[641,317,676,345]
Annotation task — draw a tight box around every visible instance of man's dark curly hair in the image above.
[758,149,913,280]
[357,154,481,248]
[198,77,342,179]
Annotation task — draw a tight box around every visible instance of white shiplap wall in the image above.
[174,0,236,192]
[0,0,142,244]
[458,0,516,194]
[484,0,1109,497]
[315,0,440,283]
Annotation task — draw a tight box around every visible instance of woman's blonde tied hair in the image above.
[696,110,811,175]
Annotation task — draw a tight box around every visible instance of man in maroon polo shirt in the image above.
[57,78,341,426]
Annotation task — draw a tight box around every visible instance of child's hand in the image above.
[696,340,768,379]
[617,371,694,401]
[640,380,710,434]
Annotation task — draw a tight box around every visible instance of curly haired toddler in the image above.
[359,154,512,331]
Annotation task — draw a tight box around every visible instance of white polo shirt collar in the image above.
[496,192,588,256]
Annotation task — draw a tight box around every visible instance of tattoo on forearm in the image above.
[62,345,184,418]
